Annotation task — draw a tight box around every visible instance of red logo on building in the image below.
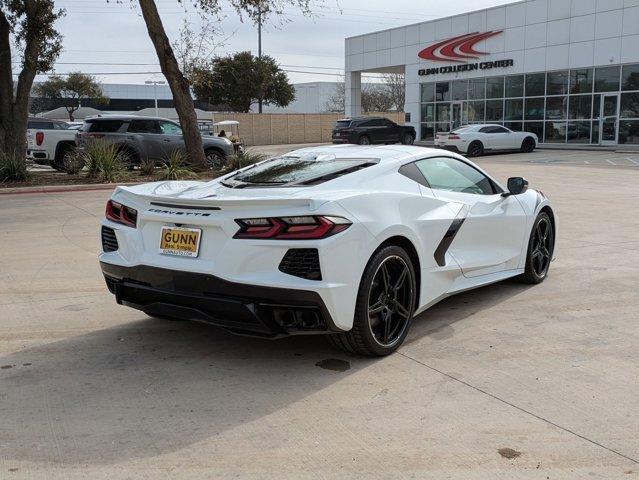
[418,31,503,63]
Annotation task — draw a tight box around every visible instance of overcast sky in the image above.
[47,0,515,85]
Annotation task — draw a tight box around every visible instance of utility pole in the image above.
[258,8,263,114]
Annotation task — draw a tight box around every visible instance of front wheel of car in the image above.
[521,137,536,153]
[401,133,415,145]
[327,245,416,357]
[466,141,484,157]
[518,212,554,284]
[205,149,226,170]
[358,135,371,145]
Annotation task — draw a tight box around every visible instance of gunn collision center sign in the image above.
[417,31,514,76]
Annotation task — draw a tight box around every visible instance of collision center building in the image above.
[344,0,639,145]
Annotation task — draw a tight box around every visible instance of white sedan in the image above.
[434,124,538,157]
[99,144,555,356]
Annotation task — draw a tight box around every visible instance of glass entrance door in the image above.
[451,102,464,130]
[601,94,619,145]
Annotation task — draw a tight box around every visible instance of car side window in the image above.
[160,121,183,135]
[382,119,396,127]
[128,119,161,134]
[415,157,496,195]
[492,126,509,133]
[479,126,493,133]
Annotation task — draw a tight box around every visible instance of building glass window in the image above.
[594,66,621,92]
[467,100,485,122]
[593,95,601,119]
[421,103,435,122]
[504,99,523,120]
[435,82,450,102]
[526,73,546,96]
[451,80,467,101]
[619,120,639,144]
[486,77,504,98]
[569,95,593,120]
[421,83,435,103]
[435,122,450,133]
[524,97,545,120]
[622,64,639,91]
[546,96,568,119]
[505,75,524,97]
[468,78,485,100]
[421,124,435,141]
[436,103,450,122]
[620,93,639,118]
[592,122,600,144]
[567,121,592,143]
[570,69,594,94]
[545,122,567,143]
[485,99,504,121]
[524,122,544,141]
[547,71,569,95]
[505,121,523,132]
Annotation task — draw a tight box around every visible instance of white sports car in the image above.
[100,145,556,356]
[434,124,538,157]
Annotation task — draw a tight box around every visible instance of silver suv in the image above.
[76,115,234,168]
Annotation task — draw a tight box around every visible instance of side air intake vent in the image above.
[278,249,321,281]
[101,226,119,252]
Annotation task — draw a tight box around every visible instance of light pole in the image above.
[145,80,166,116]
[257,7,267,113]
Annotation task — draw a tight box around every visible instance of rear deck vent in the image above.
[101,226,119,253]
[279,249,321,281]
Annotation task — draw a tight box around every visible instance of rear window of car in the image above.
[222,156,376,187]
[335,120,351,128]
[81,120,124,133]
[28,120,54,130]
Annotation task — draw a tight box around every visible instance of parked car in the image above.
[26,118,77,170]
[99,144,555,356]
[434,124,538,157]
[332,117,416,145]
[76,115,235,169]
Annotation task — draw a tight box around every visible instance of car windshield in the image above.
[223,156,374,187]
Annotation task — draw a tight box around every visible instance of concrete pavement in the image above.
[1,150,638,479]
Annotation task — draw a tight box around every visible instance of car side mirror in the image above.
[503,177,529,197]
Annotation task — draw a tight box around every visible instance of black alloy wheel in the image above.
[402,133,415,145]
[205,149,226,170]
[467,141,484,157]
[519,212,554,284]
[358,135,371,145]
[521,137,536,153]
[327,245,416,356]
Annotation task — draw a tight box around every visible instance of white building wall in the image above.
[345,0,639,139]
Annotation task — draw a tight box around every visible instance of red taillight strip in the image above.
[106,200,137,228]
[234,216,351,240]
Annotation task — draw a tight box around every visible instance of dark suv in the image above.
[76,115,234,168]
[332,117,416,146]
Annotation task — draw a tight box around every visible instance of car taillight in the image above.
[106,200,137,228]
[234,216,351,240]
[448,135,460,140]
[35,132,44,146]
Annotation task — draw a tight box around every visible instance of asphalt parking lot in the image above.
[1,148,638,479]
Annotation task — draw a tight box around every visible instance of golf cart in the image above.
[212,120,244,153]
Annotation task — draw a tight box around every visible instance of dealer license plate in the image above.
[159,226,202,258]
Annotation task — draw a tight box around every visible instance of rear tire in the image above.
[521,137,536,153]
[205,148,226,170]
[327,246,416,357]
[466,141,484,157]
[53,144,74,171]
[358,135,371,145]
[518,212,554,284]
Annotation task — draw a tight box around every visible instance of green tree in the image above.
[0,0,63,158]
[34,72,108,121]
[192,52,295,112]
[133,0,319,168]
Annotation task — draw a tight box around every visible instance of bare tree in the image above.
[361,84,394,113]
[383,73,405,112]
[133,0,323,169]
[0,0,63,158]
[324,81,345,113]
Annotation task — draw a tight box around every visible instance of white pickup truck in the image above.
[27,118,78,170]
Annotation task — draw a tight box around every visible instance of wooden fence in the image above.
[211,112,405,146]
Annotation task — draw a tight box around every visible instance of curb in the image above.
[0,182,142,196]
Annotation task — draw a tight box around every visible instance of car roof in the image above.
[285,144,448,163]
[84,115,176,122]
[337,116,385,122]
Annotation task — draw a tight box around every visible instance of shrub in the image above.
[158,150,196,181]
[63,151,85,175]
[228,149,267,172]
[139,158,156,176]
[81,139,124,182]
[0,151,29,182]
